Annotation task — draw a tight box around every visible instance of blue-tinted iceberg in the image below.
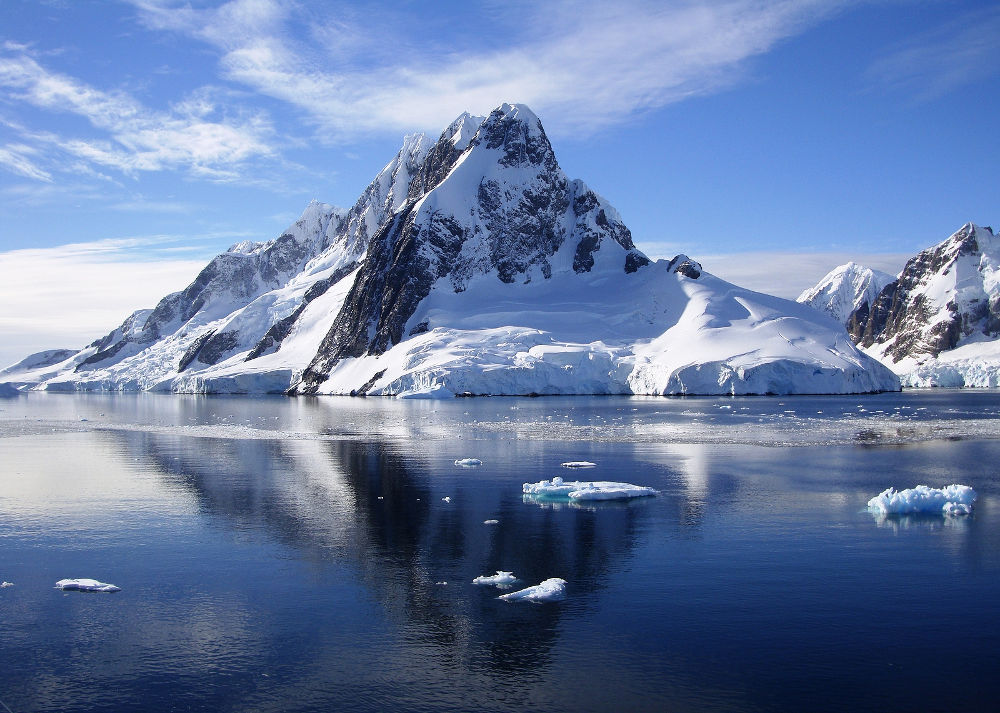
[523,476,656,501]
[867,484,976,517]
[454,458,482,467]
[498,578,567,602]
[55,578,121,593]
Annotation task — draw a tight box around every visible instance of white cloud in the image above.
[690,250,908,299]
[0,239,206,369]
[129,0,850,139]
[0,48,276,181]
[866,5,1000,101]
[0,144,52,181]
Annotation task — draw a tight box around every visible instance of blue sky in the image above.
[1,0,998,367]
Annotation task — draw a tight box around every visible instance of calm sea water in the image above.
[1,391,998,713]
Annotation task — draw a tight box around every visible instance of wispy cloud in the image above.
[0,47,277,181]
[129,0,851,140]
[0,143,52,181]
[866,5,1000,102]
[692,250,908,299]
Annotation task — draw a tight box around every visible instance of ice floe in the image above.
[473,571,517,587]
[55,578,121,593]
[866,484,977,517]
[561,461,596,468]
[1,581,13,588]
[523,476,656,501]
[483,519,499,525]
[498,578,567,602]
[454,458,482,467]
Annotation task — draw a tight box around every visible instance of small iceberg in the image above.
[867,484,976,517]
[55,578,121,593]
[561,461,596,468]
[473,571,517,587]
[483,519,499,525]
[454,458,483,467]
[1,581,13,588]
[523,476,656,501]
[499,578,567,603]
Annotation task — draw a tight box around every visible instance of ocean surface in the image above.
[1,390,998,713]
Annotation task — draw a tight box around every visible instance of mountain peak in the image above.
[470,103,554,169]
[441,112,485,151]
[2,103,899,398]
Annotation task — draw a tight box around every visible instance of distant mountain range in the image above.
[1,103,898,397]
[798,223,1000,387]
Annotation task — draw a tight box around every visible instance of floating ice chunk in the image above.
[942,501,973,517]
[473,571,517,586]
[523,476,656,501]
[1,581,13,588]
[483,519,499,525]
[454,458,482,467]
[867,484,977,517]
[499,578,567,602]
[55,578,120,593]
[442,496,451,503]
[561,461,596,468]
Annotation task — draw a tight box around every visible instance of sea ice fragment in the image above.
[473,571,517,587]
[55,578,121,593]
[454,458,482,467]
[498,578,567,602]
[523,476,656,501]
[866,484,976,517]
[561,461,596,468]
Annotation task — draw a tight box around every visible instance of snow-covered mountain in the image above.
[798,223,1000,387]
[797,262,895,325]
[1,103,899,397]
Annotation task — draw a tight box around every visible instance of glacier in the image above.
[1,103,899,397]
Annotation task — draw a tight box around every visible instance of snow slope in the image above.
[0,104,898,397]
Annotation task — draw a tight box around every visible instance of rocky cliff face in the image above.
[845,223,1000,362]
[296,104,648,393]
